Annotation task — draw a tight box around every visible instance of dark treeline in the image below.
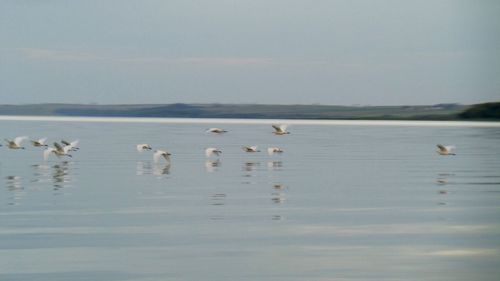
[458,102,500,120]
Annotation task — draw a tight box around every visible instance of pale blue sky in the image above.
[1,0,499,105]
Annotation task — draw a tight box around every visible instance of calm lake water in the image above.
[1,117,500,281]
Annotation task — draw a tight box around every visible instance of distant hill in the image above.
[458,102,500,120]
[0,102,496,120]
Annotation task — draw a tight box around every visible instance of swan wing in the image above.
[445,145,455,152]
[63,145,72,154]
[272,125,282,132]
[53,142,64,152]
[70,140,79,147]
[436,144,447,152]
[14,136,28,146]
[153,150,163,163]
[43,148,54,160]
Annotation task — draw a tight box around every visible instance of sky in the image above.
[0,0,499,105]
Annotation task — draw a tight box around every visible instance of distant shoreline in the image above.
[0,102,498,121]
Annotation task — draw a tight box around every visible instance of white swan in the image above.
[206,128,227,134]
[5,136,28,149]
[31,138,48,147]
[205,147,222,157]
[44,142,72,160]
[153,150,171,163]
[62,140,79,151]
[242,146,260,152]
[136,144,152,152]
[267,147,284,155]
[436,144,456,155]
[272,125,290,135]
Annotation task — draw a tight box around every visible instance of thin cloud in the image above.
[17,48,103,61]
[15,48,283,67]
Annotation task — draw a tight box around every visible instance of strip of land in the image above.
[0,102,498,120]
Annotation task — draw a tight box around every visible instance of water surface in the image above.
[1,117,500,281]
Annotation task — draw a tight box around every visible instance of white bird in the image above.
[205,147,222,157]
[206,128,227,134]
[5,136,28,149]
[136,143,152,152]
[242,146,260,152]
[267,147,284,155]
[43,148,55,161]
[31,138,48,147]
[62,139,79,151]
[153,150,171,163]
[436,144,456,155]
[272,125,290,135]
[44,142,72,160]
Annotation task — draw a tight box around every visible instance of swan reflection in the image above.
[5,175,25,205]
[6,175,22,191]
[31,164,51,184]
[273,184,287,190]
[271,193,286,204]
[243,162,260,172]
[52,161,72,189]
[153,163,171,176]
[205,160,221,173]
[31,162,75,189]
[136,161,170,177]
[436,172,454,206]
[136,161,152,176]
[267,161,283,170]
[271,184,287,204]
[210,193,226,206]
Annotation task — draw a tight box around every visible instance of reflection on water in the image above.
[272,215,285,221]
[31,164,51,184]
[436,172,454,207]
[5,162,78,205]
[209,193,227,220]
[271,184,286,204]
[6,175,22,191]
[267,161,283,170]
[243,161,260,172]
[136,161,170,177]
[205,160,221,173]
[5,175,24,206]
[436,179,447,185]
[271,194,285,204]
[136,161,152,176]
[153,163,171,176]
[31,162,74,190]
[273,184,286,190]
[52,162,72,190]
[1,119,500,281]
[241,162,261,184]
[210,193,226,206]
